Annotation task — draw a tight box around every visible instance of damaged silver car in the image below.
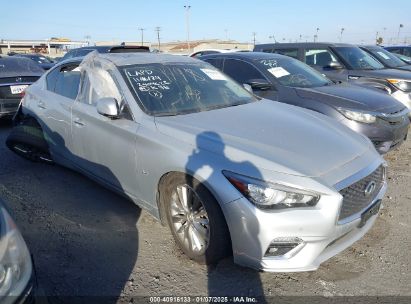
[7,52,386,271]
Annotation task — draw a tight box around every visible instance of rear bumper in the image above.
[0,99,21,117]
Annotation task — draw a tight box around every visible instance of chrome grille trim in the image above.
[337,165,386,223]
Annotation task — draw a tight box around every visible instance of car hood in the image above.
[349,68,411,80]
[294,83,405,113]
[155,100,372,178]
[397,65,411,71]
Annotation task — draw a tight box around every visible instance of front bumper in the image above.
[339,114,409,154]
[223,177,387,272]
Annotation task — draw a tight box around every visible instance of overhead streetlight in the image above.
[184,5,191,53]
[340,28,345,42]
[315,27,320,42]
[397,24,404,44]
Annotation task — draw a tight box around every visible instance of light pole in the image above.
[383,27,387,43]
[315,27,320,42]
[340,28,345,42]
[155,27,161,51]
[269,35,277,42]
[252,32,257,47]
[138,28,145,46]
[224,29,228,41]
[184,5,191,53]
[84,35,91,46]
[397,24,404,44]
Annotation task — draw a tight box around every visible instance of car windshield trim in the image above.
[119,62,257,116]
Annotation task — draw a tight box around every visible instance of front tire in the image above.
[163,174,231,264]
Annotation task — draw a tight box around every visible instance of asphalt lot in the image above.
[0,119,410,303]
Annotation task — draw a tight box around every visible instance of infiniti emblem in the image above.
[364,181,377,197]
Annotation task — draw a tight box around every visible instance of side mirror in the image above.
[325,61,344,70]
[246,79,273,90]
[243,83,253,93]
[96,97,119,119]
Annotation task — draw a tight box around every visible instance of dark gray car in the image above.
[201,52,409,154]
[0,56,44,119]
[254,43,411,115]
[360,45,411,71]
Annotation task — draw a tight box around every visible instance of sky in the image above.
[1,0,411,45]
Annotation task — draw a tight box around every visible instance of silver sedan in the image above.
[7,52,386,271]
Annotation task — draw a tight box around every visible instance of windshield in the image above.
[120,62,257,116]
[395,53,411,64]
[334,47,384,70]
[255,57,332,88]
[367,48,406,68]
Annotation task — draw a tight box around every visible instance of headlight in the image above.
[337,108,377,123]
[387,79,411,92]
[0,207,32,302]
[223,171,320,209]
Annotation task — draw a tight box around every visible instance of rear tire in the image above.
[6,118,53,164]
[163,173,231,265]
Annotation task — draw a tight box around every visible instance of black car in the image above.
[201,52,409,154]
[12,54,55,71]
[254,42,411,115]
[0,198,36,303]
[384,45,411,58]
[360,45,411,71]
[393,53,411,65]
[61,45,150,61]
[0,56,44,119]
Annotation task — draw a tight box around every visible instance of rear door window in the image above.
[304,49,338,67]
[223,59,265,84]
[46,64,81,100]
[403,48,411,57]
[273,48,299,59]
[202,58,224,70]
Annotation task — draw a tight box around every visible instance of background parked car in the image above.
[392,53,411,65]
[11,54,55,70]
[7,52,386,272]
[384,45,411,58]
[254,42,411,116]
[0,56,44,119]
[201,52,409,154]
[0,198,35,303]
[360,45,411,71]
[61,45,150,61]
[189,48,248,58]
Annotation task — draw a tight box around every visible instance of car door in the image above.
[221,58,279,101]
[71,65,139,197]
[32,62,81,160]
[303,48,348,82]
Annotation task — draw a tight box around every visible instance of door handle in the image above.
[38,101,46,109]
[73,117,85,126]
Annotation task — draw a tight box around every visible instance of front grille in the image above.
[379,109,408,125]
[338,165,385,222]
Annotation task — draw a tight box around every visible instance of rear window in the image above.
[0,58,44,77]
